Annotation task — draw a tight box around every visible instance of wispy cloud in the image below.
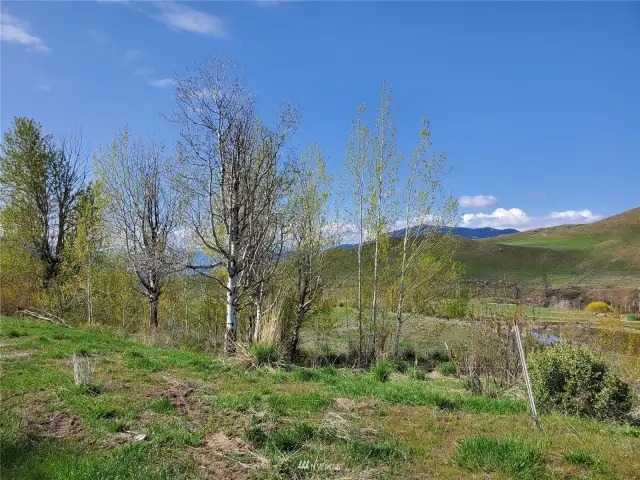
[149,78,175,88]
[134,67,154,76]
[527,191,547,201]
[36,84,50,92]
[87,29,108,44]
[0,12,50,52]
[124,48,143,64]
[461,208,601,231]
[153,2,226,37]
[459,195,499,209]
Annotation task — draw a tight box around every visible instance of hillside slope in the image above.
[486,206,640,277]
[326,207,640,290]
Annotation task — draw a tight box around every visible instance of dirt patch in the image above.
[24,408,87,440]
[2,350,36,359]
[146,379,211,421]
[191,432,268,480]
[333,397,376,412]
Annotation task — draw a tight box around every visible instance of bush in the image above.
[585,301,610,314]
[371,361,393,383]
[528,343,632,420]
[248,343,280,366]
[439,361,457,376]
[442,299,467,319]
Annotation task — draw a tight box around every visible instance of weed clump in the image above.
[528,343,632,420]
[248,343,280,367]
[371,361,393,383]
[439,361,457,376]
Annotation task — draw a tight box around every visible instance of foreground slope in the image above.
[1,316,639,479]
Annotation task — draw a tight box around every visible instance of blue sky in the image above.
[2,0,639,231]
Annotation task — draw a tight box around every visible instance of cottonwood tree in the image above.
[286,143,334,359]
[393,119,459,355]
[366,82,400,357]
[65,182,108,324]
[244,195,287,343]
[341,104,369,363]
[0,118,85,289]
[96,128,181,329]
[174,56,297,356]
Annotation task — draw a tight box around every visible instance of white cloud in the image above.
[36,84,50,92]
[459,195,499,209]
[149,78,175,88]
[0,12,50,52]
[549,210,602,223]
[153,2,226,37]
[461,208,602,230]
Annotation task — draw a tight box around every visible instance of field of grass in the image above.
[2,316,639,479]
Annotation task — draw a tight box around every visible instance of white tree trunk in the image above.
[225,271,238,356]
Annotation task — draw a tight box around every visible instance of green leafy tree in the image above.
[285,143,335,359]
[0,117,85,293]
[342,104,369,363]
[393,118,459,355]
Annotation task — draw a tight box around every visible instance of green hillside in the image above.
[485,206,640,283]
[326,207,640,291]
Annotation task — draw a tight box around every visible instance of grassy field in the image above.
[2,316,639,479]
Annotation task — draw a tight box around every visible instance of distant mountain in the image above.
[335,225,519,250]
[389,225,520,240]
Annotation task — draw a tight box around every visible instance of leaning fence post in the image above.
[513,321,539,426]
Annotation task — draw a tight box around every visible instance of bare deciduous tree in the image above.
[96,128,181,329]
[174,56,297,356]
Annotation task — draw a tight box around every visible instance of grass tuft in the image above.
[438,361,457,376]
[453,435,549,480]
[343,439,407,466]
[148,396,178,415]
[371,361,393,383]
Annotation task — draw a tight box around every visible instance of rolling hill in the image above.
[325,206,640,293]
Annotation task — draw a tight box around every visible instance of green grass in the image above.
[147,397,178,415]
[563,450,612,476]
[453,435,550,480]
[343,439,408,467]
[2,315,639,480]
[438,361,457,376]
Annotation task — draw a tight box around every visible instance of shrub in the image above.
[585,301,610,314]
[248,343,280,366]
[528,343,632,420]
[439,361,457,377]
[371,361,393,383]
[442,299,467,319]
[453,435,549,480]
